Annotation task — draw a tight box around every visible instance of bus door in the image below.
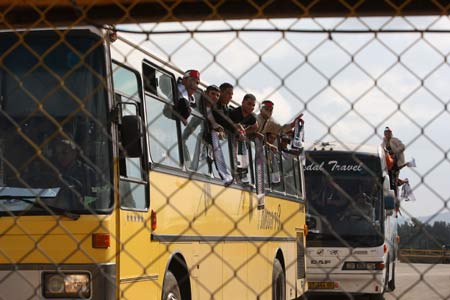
[112,61,154,297]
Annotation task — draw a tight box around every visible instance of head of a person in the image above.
[260,100,274,120]
[54,136,78,169]
[241,93,256,116]
[279,132,292,150]
[266,132,277,144]
[218,82,233,105]
[205,85,220,106]
[181,69,200,97]
[384,126,392,140]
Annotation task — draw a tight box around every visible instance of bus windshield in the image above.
[0,29,112,215]
[305,152,384,247]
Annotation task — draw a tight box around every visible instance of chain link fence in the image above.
[1,1,450,300]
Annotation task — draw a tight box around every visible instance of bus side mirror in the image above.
[384,192,395,210]
[121,115,143,158]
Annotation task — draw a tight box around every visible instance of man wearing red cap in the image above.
[256,100,303,135]
[174,69,200,124]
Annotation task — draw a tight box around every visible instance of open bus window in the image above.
[271,152,284,194]
[282,155,297,196]
[211,135,232,180]
[145,96,181,168]
[181,114,209,175]
[143,63,174,103]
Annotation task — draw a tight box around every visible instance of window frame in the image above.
[142,60,184,170]
[112,60,149,211]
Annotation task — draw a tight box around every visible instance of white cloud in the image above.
[116,17,449,218]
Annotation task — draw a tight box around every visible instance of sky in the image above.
[117,16,450,220]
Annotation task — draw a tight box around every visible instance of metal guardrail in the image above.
[400,249,450,264]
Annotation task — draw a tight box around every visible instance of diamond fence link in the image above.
[0,1,450,300]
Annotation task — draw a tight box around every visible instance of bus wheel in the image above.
[368,293,384,300]
[162,271,181,300]
[272,259,285,300]
[388,261,396,291]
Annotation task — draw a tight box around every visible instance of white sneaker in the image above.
[407,158,416,168]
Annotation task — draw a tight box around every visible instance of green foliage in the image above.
[399,220,450,250]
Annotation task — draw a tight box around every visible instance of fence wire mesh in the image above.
[1,1,450,300]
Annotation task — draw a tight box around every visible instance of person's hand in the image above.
[254,132,265,140]
[267,143,278,153]
[295,113,304,124]
[236,124,246,141]
[235,123,245,133]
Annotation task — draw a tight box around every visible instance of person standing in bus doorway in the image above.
[174,69,200,125]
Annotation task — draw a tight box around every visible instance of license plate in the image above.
[308,281,335,289]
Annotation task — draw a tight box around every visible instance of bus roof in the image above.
[304,141,382,157]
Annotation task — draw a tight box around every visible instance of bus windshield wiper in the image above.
[0,196,80,220]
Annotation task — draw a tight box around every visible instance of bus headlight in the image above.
[343,262,384,271]
[43,273,90,298]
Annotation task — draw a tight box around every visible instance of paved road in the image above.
[303,262,450,300]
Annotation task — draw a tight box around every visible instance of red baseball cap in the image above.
[261,100,274,108]
[183,69,200,80]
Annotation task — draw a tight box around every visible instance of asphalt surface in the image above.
[302,262,450,300]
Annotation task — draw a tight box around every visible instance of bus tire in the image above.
[368,293,384,300]
[272,259,285,300]
[162,270,181,300]
[388,261,396,291]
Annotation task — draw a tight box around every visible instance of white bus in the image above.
[304,142,398,299]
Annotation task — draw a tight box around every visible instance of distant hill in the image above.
[398,211,450,225]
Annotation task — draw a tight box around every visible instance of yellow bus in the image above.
[0,26,307,299]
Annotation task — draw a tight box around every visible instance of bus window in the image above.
[293,157,303,197]
[248,141,256,185]
[211,135,233,181]
[232,139,251,184]
[143,63,174,103]
[272,152,284,194]
[113,62,148,210]
[181,114,209,175]
[263,147,271,191]
[145,96,181,168]
[113,63,140,99]
[283,155,297,196]
[120,103,143,179]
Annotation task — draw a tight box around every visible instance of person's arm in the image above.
[206,107,223,131]
[281,113,304,133]
[213,108,237,133]
[182,117,201,139]
[266,142,278,153]
[245,121,258,135]
[392,137,405,154]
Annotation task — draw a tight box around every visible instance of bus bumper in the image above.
[307,271,385,294]
[0,263,116,300]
